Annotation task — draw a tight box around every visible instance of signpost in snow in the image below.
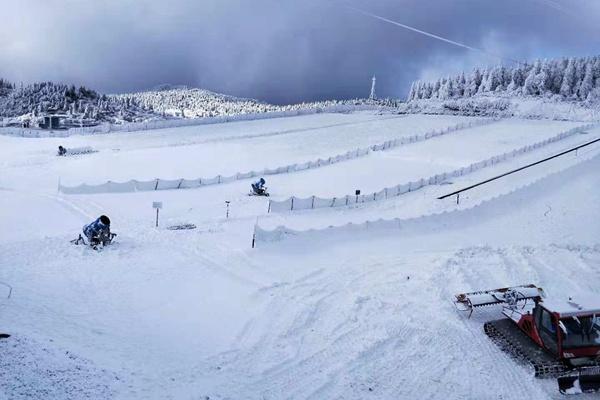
[225,201,231,219]
[153,201,163,227]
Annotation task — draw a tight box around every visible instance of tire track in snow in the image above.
[439,246,590,399]
[419,251,538,400]
[215,256,430,399]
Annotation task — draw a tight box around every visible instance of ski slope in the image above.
[0,110,598,400]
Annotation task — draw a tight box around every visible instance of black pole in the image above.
[439,136,600,200]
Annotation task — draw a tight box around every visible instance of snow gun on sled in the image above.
[57,145,96,156]
[71,231,117,250]
[249,180,269,197]
[454,284,600,395]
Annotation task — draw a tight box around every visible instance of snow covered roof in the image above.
[543,296,600,317]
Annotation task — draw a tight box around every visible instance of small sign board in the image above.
[355,190,361,196]
[152,201,163,209]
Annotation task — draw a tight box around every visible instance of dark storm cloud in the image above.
[1,0,599,103]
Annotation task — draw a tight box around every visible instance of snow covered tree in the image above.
[405,55,600,103]
[478,69,491,94]
[438,78,451,99]
[464,68,482,97]
[579,63,594,100]
[432,79,441,99]
[523,64,538,95]
[455,73,466,97]
[560,58,577,98]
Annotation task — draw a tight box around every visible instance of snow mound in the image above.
[0,336,120,399]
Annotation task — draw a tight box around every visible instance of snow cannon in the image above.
[454,284,600,395]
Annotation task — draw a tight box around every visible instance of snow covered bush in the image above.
[442,98,511,116]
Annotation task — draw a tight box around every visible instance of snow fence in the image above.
[267,123,597,213]
[58,118,496,195]
[1,104,383,138]
[255,148,600,245]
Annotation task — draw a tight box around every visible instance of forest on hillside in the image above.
[408,56,600,103]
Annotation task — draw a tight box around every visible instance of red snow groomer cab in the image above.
[454,284,600,395]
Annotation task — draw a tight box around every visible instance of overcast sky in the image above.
[1,0,599,103]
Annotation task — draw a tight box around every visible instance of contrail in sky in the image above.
[347,6,523,65]
[529,0,580,19]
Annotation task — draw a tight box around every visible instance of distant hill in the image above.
[0,81,155,126]
[111,87,281,119]
[0,80,391,128]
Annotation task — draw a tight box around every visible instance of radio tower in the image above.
[369,75,377,100]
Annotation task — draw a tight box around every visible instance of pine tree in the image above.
[507,66,523,93]
[571,58,585,98]
[478,69,490,94]
[523,64,538,95]
[465,68,482,97]
[485,67,502,92]
[456,73,466,97]
[407,82,416,101]
[579,63,594,99]
[438,78,450,99]
[432,79,441,99]
[561,58,576,98]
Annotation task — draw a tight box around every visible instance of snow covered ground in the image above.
[0,109,598,399]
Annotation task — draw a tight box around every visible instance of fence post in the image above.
[217,175,221,184]
[177,179,183,189]
[291,197,294,211]
[154,179,159,190]
[311,196,315,209]
[268,200,271,213]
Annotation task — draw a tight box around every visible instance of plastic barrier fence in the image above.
[267,123,597,213]
[255,146,600,245]
[59,118,496,195]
